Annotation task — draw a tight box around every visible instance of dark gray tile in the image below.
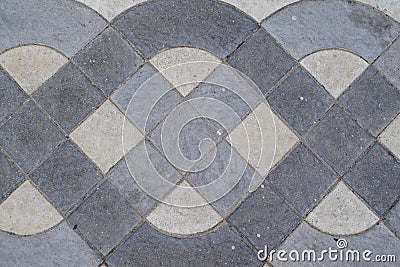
[108,223,260,267]
[0,222,101,266]
[385,201,400,235]
[267,67,333,135]
[268,144,337,215]
[0,151,24,201]
[339,67,400,136]
[68,181,141,255]
[111,64,181,134]
[30,141,103,213]
[74,28,143,95]
[262,0,400,61]
[228,184,300,250]
[344,143,400,216]
[33,63,104,133]
[306,105,373,175]
[114,0,257,58]
[0,68,26,122]
[0,0,106,57]
[374,36,400,89]
[0,101,64,172]
[227,29,296,94]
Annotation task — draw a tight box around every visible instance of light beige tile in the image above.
[306,182,379,235]
[0,181,63,235]
[221,0,299,22]
[150,47,221,96]
[228,102,298,177]
[301,49,368,98]
[0,45,67,95]
[379,114,400,160]
[70,100,143,173]
[358,0,400,22]
[75,0,147,21]
[146,181,223,235]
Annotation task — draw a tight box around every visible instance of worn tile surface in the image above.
[1,0,399,265]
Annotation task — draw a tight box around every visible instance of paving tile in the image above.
[306,182,379,236]
[268,144,337,215]
[33,62,104,133]
[0,181,63,236]
[108,223,260,267]
[187,141,260,212]
[0,67,26,122]
[0,222,101,266]
[267,67,333,135]
[114,0,257,58]
[109,140,181,215]
[301,49,368,99]
[30,141,103,213]
[74,28,143,95]
[227,29,296,94]
[75,0,147,21]
[0,101,64,172]
[150,47,221,96]
[0,0,106,57]
[0,151,24,201]
[68,181,141,255]
[228,102,275,177]
[70,100,143,174]
[0,45,68,95]
[359,0,400,22]
[374,37,400,89]
[221,0,300,22]
[305,105,373,175]
[339,67,400,136]
[262,0,400,61]
[111,63,181,134]
[147,181,223,235]
[379,114,400,160]
[385,201,400,234]
[228,184,300,250]
[273,222,400,267]
[344,143,400,216]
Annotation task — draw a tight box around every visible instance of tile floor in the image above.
[0,0,399,266]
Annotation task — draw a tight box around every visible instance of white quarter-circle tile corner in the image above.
[379,114,400,160]
[0,45,68,95]
[306,182,379,236]
[70,100,144,174]
[0,181,63,236]
[150,47,221,97]
[301,49,368,99]
[146,181,223,236]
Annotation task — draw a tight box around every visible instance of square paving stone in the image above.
[0,151,24,201]
[385,201,400,235]
[267,67,333,135]
[74,27,143,95]
[0,101,64,172]
[228,184,300,250]
[267,144,337,215]
[108,223,260,267]
[344,143,400,216]
[227,29,296,94]
[374,37,400,89]
[68,181,141,255]
[30,141,103,213]
[306,105,374,175]
[33,62,104,133]
[339,67,400,136]
[111,63,181,134]
[0,68,26,122]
